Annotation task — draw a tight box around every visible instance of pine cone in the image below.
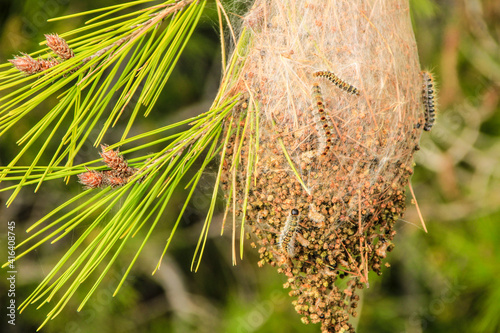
[100,145,129,176]
[77,169,104,189]
[45,33,74,60]
[9,53,58,75]
[103,171,127,188]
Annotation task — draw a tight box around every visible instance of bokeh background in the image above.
[0,0,499,332]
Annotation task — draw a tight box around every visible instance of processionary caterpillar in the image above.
[312,83,334,155]
[279,209,300,257]
[421,71,436,131]
[313,70,360,96]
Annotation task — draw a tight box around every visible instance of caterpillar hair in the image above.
[313,70,360,96]
[312,83,335,155]
[308,204,326,225]
[421,71,436,131]
[279,209,300,257]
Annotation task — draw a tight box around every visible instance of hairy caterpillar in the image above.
[279,209,300,257]
[312,83,334,155]
[313,70,360,96]
[421,71,436,131]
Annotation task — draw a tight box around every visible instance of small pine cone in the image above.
[100,145,129,175]
[103,171,127,188]
[9,53,58,75]
[77,169,104,189]
[45,33,74,60]
[9,54,38,74]
[38,58,60,72]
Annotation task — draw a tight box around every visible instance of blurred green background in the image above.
[1,0,499,332]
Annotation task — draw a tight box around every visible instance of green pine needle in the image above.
[0,0,207,205]
[0,0,257,328]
